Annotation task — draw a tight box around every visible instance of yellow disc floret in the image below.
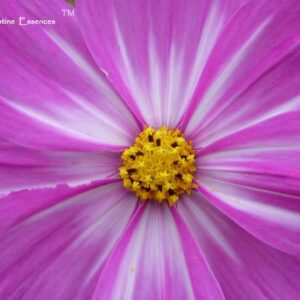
[119,127,197,206]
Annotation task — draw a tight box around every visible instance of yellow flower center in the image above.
[119,127,197,205]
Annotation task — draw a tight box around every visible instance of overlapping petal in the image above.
[0,138,120,196]
[184,0,300,148]
[195,112,300,254]
[177,193,300,299]
[0,182,137,299]
[0,0,139,151]
[93,203,224,300]
[77,0,244,128]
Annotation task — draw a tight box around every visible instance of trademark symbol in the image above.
[61,9,75,17]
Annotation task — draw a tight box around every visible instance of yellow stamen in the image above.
[119,127,197,206]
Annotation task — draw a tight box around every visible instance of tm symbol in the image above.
[61,8,75,17]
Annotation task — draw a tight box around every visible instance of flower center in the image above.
[119,127,196,205]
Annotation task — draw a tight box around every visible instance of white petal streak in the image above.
[161,3,223,127]
[113,15,150,121]
[182,3,223,114]
[183,199,237,261]
[111,204,195,300]
[148,35,164,125]
[46,29,137,133]
[112,4,225,128]
[2,97,102,143]
[188,17,272,132]
[230,94,300,133]
[61,89,132,138]
[203,94,300,147]
[45,30,113,96]
[203,181,300,229]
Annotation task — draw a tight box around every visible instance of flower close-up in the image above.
[0,0,300,299]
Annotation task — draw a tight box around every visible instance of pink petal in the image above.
[177,192,300,299]
[93,202,224,300]
[77,0,242,128]
[198,111,300,184]
[0,138,121,196]
[0,0,139,151]
[0,182,137,299]
[194,112,300,254]
[184,0,300,147]
[196,177,300,255]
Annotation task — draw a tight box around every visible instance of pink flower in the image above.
[1,0,300,299]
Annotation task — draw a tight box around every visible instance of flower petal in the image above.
[195,112,300,254]
[93,202,224,300]
[198,111,300,185]
[196,177,300,255]
[77,0,242,128]
[184,0,300,147]
[177,192,300,299]
[0,0,139,151]
[0,138,121,196]
[0,182,136,299]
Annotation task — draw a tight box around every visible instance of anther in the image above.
[176,173,183,179]
[127,168,137,175]
[168,189,175,196]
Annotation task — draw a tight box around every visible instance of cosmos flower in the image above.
[0,0,300,299]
